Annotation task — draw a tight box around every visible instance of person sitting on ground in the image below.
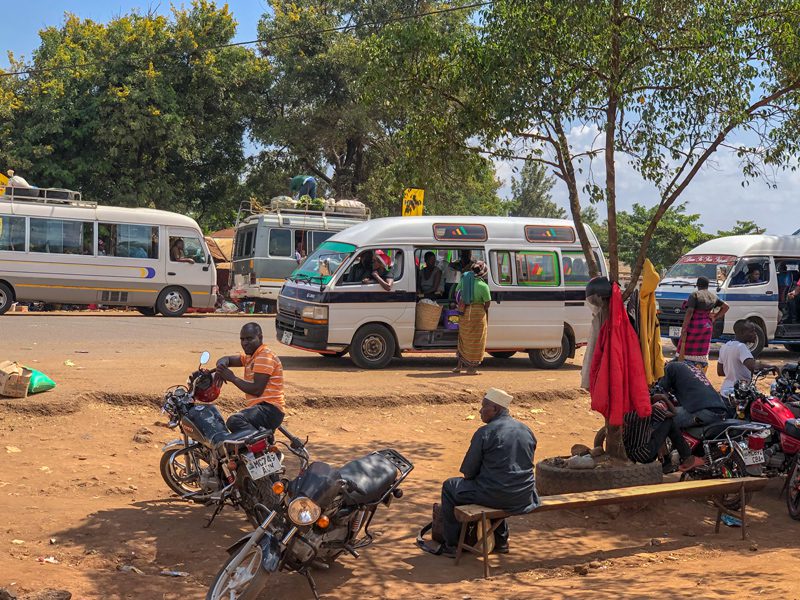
[170,238,195,264]
[652,359,728,429]
[364,250,394,291]
[418,251,443,299]
[623,396,704,472]
[718,321,776,398]
[438,388,539,557]
[346,251,374,283]
[215,323,285,434]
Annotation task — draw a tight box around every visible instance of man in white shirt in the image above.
[717,321,775,396]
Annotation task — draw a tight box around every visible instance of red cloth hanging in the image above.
[589,282,651,426]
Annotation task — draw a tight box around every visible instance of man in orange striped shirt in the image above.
[216,322,285,434]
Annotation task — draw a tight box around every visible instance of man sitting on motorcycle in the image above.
[438,388,539,557]
[653,360,728,429]
[215,322,285,434]
[718,321,776,398]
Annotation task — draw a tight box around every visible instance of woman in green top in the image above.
[453,261,491,375]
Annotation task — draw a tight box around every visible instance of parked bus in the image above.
[0,186,216,316]
[275,216,606,369]
[230,204,369,311]
[656,234,800,356]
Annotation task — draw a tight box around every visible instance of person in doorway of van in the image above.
[717,321,776,398]
[453,261,491,375]
[215,322,285,434]
[676,277,729,373]
[290,175,317,200]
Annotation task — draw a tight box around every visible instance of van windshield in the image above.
[290,240,355,284]
[664,254,737,286]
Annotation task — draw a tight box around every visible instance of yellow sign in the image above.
[401,188,424,217]
[0,171,7,196]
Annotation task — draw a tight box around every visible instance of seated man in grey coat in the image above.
[439,388,540,556]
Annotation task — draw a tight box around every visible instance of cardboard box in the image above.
[0,361,32,398]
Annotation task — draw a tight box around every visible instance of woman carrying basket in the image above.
[453,261,491,375]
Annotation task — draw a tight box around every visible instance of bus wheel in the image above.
[528,334,570,369]
[157,287,190,317]
[0,282,13,314]
[136,307,157,317]
[743,319,766,357]
[350,324,395,369]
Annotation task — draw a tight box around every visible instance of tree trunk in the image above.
[605,0,622,284]
[553,122,600,277]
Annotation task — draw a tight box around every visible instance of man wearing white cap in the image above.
[438,388,540,556]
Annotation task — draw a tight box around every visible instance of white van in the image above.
[656,235,800,356]
[275,216,606,369]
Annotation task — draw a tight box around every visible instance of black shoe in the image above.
[493,544,509,554]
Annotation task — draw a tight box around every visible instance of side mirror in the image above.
[199,351,210,366]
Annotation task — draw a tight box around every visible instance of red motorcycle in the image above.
[729,369,800,519]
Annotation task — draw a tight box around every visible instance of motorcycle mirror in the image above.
[199,351,210,366]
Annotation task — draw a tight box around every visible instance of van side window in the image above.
[516,251,560,286]
[98,223,158,259]
[268,228,292,257]
[490,251,513,285]
[0,216,25,252]
[729,258,770,287]
[563,251,599,285]
[30,218,94,255]
[340,249,403,285]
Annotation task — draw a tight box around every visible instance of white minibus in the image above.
[275,216,606,369]
[0,186,217,316]
[656,235,800,356]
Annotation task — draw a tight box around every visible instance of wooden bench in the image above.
[454,477,769,579]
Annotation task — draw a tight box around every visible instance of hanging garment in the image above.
[639,259,665,385]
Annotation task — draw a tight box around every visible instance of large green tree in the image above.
[2,1,260,230]
[508,161,562,218]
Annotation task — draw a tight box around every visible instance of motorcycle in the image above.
[160,351,292,527]
[769,363,800,418]
[206,431,414,600]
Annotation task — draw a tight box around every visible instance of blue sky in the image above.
[2,2,795,236]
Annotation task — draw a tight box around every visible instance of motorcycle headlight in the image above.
[287,497,321,526]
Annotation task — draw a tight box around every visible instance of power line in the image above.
[0,1,492,79]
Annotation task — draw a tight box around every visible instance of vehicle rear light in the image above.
[748,435,766,450]
[247,439,267,454]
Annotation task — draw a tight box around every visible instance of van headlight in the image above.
[301,306,328,323]
[287,497,321,525]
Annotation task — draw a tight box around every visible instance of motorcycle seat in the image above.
[700,419,753,440]
[338,453,399,505]
[211,428,259,448]
[684,426,704,439]
[785,418,800,440]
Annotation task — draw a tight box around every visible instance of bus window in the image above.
[310,231,334,253]
[244,230,254,256]
[562,251,599,285]
[99,223,158,259]
[490,251,513,285]
[516,251,560,286]
[268,228,292,257]
[0,216,25,252]
[30,218,94,255]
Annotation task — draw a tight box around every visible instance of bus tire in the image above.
[743,319,766,357]
[0,282,13,314]
[489,351,516,359]
[350,324,395,369]
[157,287,190,317]
[528,333,570,369]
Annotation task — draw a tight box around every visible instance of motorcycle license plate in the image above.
[669,326,682,338]
[245,452,281,480]
[281,331,293,345]
[742,448,765,466]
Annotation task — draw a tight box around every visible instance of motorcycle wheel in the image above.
[787,460,800,521]
[160,447,212,502]
[236,464,280,527]
[206,544,270,600]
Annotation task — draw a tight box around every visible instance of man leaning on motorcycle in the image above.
[215,322,286,434]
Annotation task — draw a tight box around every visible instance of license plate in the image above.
[669,326,682,338]
[281,330,293,345]
[742,448,765,466]
[244,452,282,480]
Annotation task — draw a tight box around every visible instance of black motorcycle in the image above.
[206,430,414,600]
[160,351,292,526]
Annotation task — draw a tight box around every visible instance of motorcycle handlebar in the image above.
[278,425,305,450]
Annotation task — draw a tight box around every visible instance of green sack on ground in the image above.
[27,369,56,394]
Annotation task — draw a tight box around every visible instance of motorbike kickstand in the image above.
[301,568,320,600]
[204,501,225,528]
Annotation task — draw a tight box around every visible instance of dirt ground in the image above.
[1,315,799,599]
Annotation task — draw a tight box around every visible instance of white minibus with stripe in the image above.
[0,187,216,316]
[275,216,606,369]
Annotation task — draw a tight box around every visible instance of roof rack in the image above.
[1,186,95,208]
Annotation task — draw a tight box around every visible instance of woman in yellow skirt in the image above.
[453,261,491,375]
